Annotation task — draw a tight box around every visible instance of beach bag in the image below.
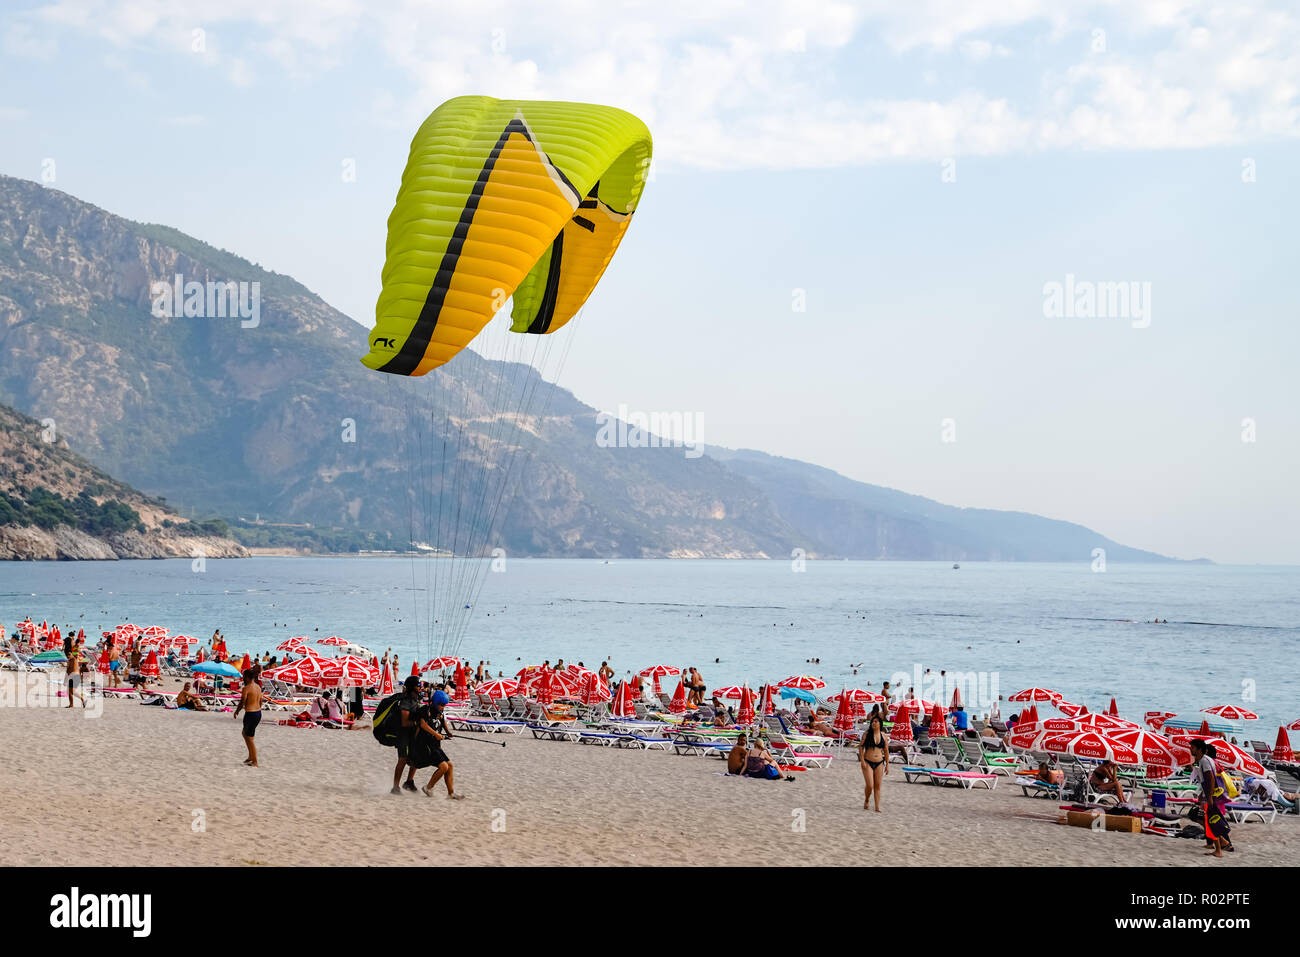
[1223,774,1239,799]
[372,693,404,747]
[764,764,781,780]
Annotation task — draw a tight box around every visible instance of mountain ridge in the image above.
[0,174,1199,562]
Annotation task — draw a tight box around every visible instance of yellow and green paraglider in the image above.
[364,95,652,377]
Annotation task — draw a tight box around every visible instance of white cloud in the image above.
[14,0,1300,169]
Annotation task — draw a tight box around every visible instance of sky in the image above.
[1,0,1298,564]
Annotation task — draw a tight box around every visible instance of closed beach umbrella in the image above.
[1008,688,1061,703]
[378,662,395,697]
[612,680,635,717]
[832,690,855,733]
[580,671,611,705]
[1202,705,1258,721]
[889,714,913,743]
[758,684,776,716]
[1273,727,1294,763]
[534,668,563,706]
[1107,698,1119,716]
[96,647,111,674]
[928,703,950,738]
[951,687,963,710]
[452,662,468,701]
[777,675,826,691]
[668,679,688,714]
[140,650,160,678]
[238,653,251,673]
[639,664,680,695]
[738,685,756,726]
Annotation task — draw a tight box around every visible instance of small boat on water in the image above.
[953,563,960,569]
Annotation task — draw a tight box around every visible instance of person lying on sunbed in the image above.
[727,733,749,774]
[175,683,207,711]
[1244,776,1297,808]
[1035,761,1063,785]
[1090,760,1127,803]
[804,712,836,737]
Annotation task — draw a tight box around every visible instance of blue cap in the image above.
[432,690,450,706]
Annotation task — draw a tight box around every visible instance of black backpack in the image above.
[372,693,405,747]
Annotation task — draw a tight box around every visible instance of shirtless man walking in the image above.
[233,668,263,767]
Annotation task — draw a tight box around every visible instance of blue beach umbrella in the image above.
[191,661,241,678]
[1160,711,1239,736]
[779,687,817,704]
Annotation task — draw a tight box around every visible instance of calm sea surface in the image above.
[3,559,1297,732]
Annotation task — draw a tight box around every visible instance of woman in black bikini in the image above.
[859,714,889,812]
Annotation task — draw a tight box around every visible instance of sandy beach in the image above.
[1,675,1293,867]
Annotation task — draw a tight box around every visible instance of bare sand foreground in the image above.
[1,678,1294,867]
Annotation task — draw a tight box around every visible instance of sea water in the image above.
[3,558,1296,733]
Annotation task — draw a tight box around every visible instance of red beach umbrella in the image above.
[1170,738,1265,776]
[1107,698,1119,716]
[426,656,461,673]
[410,661,420,677]
[893,698,936,719]
[239,653,251,673]
[928,703,951,738]
[1072,712,1139,731]
[478,678,520,699]
[738,685,756,725]
[712,686,746,699]
[777,675,826,691]
[1008,688,1061,703]
[639,664,680,696]
[612,680,636,717]
[316,636,349,646]
[140,650,160,678]
[889,713,913,743]
[829,688,887,704]
[1288,718,1300,732]
[1056,701,1087,717]
[1203,705,1258,721]
[758,684,776,716]
[1198,719,1216,738]
[1039,730,1142,766]
[668,679,688,714]
[453,662,468,702]
[950,687,963,710]
[377,662,395,697]
[581,671,611,705]
[1145,710,1175,731]
[1273,726,1295,763]
[534,669,560,706]
[832,689,855,733]
[96,647,112,675]
[1107,727,1189,771]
